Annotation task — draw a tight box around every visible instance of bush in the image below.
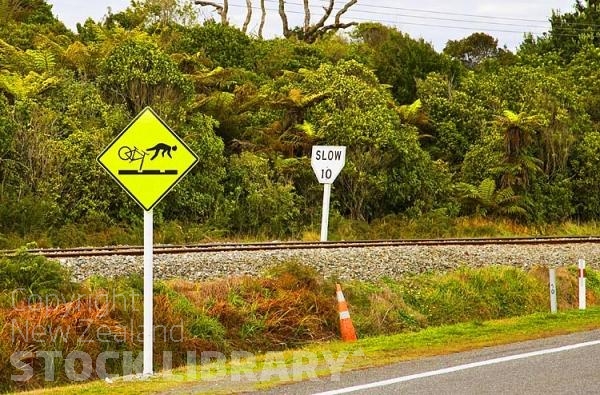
[175,21,253,68]
[224,152,301,237]
[0,196,58,236]
[169,262,338,351]
[0,249,74,298]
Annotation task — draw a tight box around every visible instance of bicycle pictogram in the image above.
[119,146,147,171]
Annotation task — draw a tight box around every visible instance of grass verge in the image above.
[3,217,600,249]
[18,307,600,395]
[2,258,598,394]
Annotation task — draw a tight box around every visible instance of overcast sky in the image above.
[47,0,576,51]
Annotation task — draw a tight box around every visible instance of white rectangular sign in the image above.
[311,146,346,184]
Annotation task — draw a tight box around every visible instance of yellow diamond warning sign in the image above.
[97,107,198,211]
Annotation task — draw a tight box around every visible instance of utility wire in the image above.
[202,1,600,39]
[274,1,550,29]
[225,0,600,31]
[295,0,600,30]
[304,0,559,23]
[220,2,548,35]
[228,0,553,23]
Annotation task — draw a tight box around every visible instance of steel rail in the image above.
[1,236,599,258]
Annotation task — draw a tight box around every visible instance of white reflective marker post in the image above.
[143,209,153,376]
[311,146,346,242]
[549,268,557,314]
[579,258,586,310]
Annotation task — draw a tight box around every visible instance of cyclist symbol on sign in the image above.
[118,143,178,172]
[146,143,177,160]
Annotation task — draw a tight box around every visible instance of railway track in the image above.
[2,236,600,258]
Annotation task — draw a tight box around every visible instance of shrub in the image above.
[3,296,135,391]
[224,152,301,237]
[0,249,74,298]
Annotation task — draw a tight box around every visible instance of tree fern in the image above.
[25,49,56,73]
[64,41,91,76]
[397,99,422,122]
[457,178,526,218]
[477,178,496,207]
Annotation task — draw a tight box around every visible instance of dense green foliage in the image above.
[0,247,74,296]
[2,0,600,245]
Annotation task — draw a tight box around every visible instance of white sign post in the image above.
[311,146,346,241]
[143,209,153,375]
[97,108,199,377]
[549,268,557,314]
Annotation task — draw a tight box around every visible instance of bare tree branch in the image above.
[302,0,356,43]
[318,21,358,36]
[334,0,357,24]
[194,1,222,12]
[194,0,229,25]
[278,0,291,38]
[268,0,359,42]
[307,0,334,36]
[242,0,252,33]
[258,0,266,38]
[303,0,310,33]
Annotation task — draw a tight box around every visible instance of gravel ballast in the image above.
[59,243,600,282]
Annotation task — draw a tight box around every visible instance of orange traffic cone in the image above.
[336,283,357,342]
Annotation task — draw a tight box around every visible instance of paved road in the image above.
[258,330,600,395]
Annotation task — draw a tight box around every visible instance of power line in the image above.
[219,2,548,35]
[270,0,600,31]
[199,1,600,40]
[231,0,553,23]
[310,0,557,23]
[281,1,550,29]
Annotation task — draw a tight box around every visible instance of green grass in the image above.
[17,307,600,395]
[332,215,600,241]
[3,216,600,249]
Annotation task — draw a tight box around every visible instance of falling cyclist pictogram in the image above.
[118,143,178,175]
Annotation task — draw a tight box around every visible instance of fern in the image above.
[477,178,497,207]
[296,120,317,137]
[25,49,56,73]
[64,41,90,72]
[397,99,422,121]
[457,178,526,218]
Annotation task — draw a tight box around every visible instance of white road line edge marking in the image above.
[312,339,600,395]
